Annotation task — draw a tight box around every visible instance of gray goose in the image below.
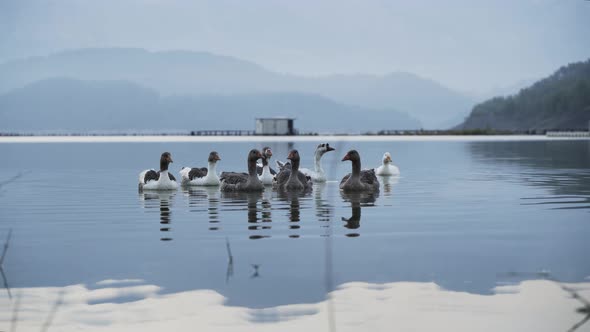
[340,150,379,192]
[274,150,312,191]
[220,149,265,192]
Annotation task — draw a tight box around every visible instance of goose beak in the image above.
[266,149,273,157]
[168,157,174,163]
[327,145,335,152]
[215,154,221,161]
[386,156,392,163]
[287,151,294,160]
[341,154,350,161]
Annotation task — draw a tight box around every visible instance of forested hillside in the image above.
[459,59,590,130]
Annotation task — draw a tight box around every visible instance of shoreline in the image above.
[1,134,589,143]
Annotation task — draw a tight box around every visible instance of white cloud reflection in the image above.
[1,279,588,331]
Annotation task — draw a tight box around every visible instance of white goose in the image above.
[375,152,400,176]
[299,143,335,182]
[138,152,179,191]
[179,151,221,186]
[257,147,276,185]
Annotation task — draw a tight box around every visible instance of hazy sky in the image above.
[1,0,589,93]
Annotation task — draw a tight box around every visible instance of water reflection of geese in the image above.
[276,190,312,239]
[184,187,220,230]
[340,191,379,237]
[379,175,400,198]
[261,189,273,224]
[220,191,271,239]
[139,191,175,241]
[314,182,333,224]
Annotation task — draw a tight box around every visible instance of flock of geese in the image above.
[138,143,399,192]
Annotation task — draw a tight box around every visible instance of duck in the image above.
[340,150,380,192]
[299,143,335,182]
[179,151,221,186]
[220,149,265,192]
[256,147,276,185]
[375,152,400,176]
[274,150,312,191]
[138,152,179,191]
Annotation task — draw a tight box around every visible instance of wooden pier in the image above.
[546,131,590,138]
[190,130,255,136]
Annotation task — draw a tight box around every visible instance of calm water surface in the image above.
[0,138,589,308]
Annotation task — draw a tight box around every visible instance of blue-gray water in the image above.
[0,139,589,308]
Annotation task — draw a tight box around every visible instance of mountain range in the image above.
[0,48,477,131]
[0,78,421,133]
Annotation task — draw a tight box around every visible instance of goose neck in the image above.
[314,153,324,173]
[160,160,169,172]
[248,159,258,177]
[290,158,300,173]
[208,161,217,175]
[351,159,361,177]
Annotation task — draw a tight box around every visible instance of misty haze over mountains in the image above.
[0,77,422,133]
[0,48,477,132]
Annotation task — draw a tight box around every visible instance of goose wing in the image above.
[257,165,277,176]
[299,167,315,178]
[297,171,312,189]
[143,170,159,183]
[360,169,378,185]
[220,172,248,185]
[188,167,208,180]
[273,169,291,187]
[340,173,351,187]
[275,160,291,172]
[166,172,177,182]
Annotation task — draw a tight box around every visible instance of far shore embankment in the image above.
[1,134,588,144]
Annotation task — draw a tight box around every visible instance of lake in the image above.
[0,136,589,331]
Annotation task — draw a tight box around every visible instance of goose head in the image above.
[341,150,360,162]
[287,149,300,162]
[160,152,173,170]
[246,149,264,175]
[316,143,335,156]
[208,151,221,163]
[249,149,264,163]
[287,149,302,171]
[382,152,392,165]
[262,147,273,163]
